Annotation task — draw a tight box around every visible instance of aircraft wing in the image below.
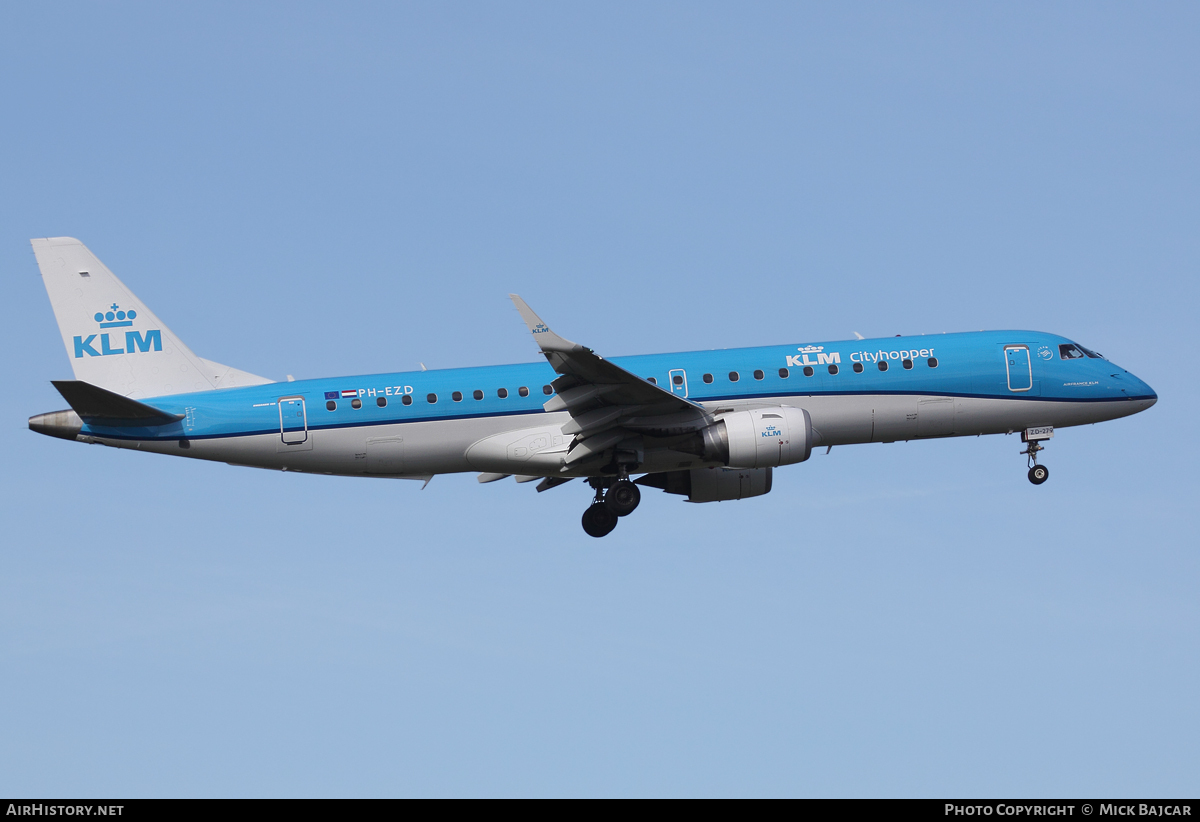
[509,295,712,468]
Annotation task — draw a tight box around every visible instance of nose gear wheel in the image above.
[1021,438,1049,485]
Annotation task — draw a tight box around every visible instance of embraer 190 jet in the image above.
[28,238,1157,537]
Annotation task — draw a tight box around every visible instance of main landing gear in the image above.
[1021,427,1053,486]
[580,475,642,537]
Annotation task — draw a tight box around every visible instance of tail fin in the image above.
[32,237,272,398]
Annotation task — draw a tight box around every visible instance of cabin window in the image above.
[498,388,509,399]
[927,357,938,368]
[427,393,438,403]
[902,358,913,370]
[803,366,814,377]
[473,389,483,400]
[518,386,529,397]
[779,368,789,379]
[401,394,413,405]
[729,371,740,382]
[703,373,714,384]
[647,377,657,385]
[452,391,463,402]
[351,398,362,409]
[326,400,336,411]
[828,364,839,375]
[878,361,888,372]
[753,370,764,380]
[1059,344,1085,360]
[376,396,387,407]
[543,385,554,395]
[673,374,684,386]
[853,362,864,373]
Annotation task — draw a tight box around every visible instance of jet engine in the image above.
[682,406,813,469]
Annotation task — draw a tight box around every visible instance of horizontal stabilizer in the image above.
[51,380,183,426]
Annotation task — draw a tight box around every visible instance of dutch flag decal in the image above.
[340,390,358,398]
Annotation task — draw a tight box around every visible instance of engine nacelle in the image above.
[689,466,773,502]
[693,406,813,469]
[636,466,773,503]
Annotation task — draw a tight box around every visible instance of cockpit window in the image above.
[1061,342,1105,360]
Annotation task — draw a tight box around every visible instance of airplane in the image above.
[28,237,1158,537]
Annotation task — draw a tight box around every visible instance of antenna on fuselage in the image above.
[853,332,864,340]
[419,362,427,371]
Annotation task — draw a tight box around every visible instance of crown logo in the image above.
[798,345,823,353]
[94,303,137,328]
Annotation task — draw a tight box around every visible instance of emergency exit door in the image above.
[668,369,689,398]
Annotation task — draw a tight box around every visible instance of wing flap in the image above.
[560,406,628,437]
[543,383,621,413]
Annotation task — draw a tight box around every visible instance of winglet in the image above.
[509,295,586,354]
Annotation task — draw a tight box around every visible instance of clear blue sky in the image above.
[1,2,1197,797]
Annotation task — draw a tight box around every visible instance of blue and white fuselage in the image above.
[28,238,1157,537]
[59,331,1154,474]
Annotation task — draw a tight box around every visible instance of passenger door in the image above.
[278,397,308,444]
[1005,346,1032,392]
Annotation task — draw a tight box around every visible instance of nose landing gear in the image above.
[1021,426,1053,485]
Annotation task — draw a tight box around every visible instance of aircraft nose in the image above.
[1126,373,1157,406]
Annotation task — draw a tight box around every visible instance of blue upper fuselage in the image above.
[80,330,1157,441]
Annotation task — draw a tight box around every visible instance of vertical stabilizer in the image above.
[31,237,271,399]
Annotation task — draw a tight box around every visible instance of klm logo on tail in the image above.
[73,304,162,358]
